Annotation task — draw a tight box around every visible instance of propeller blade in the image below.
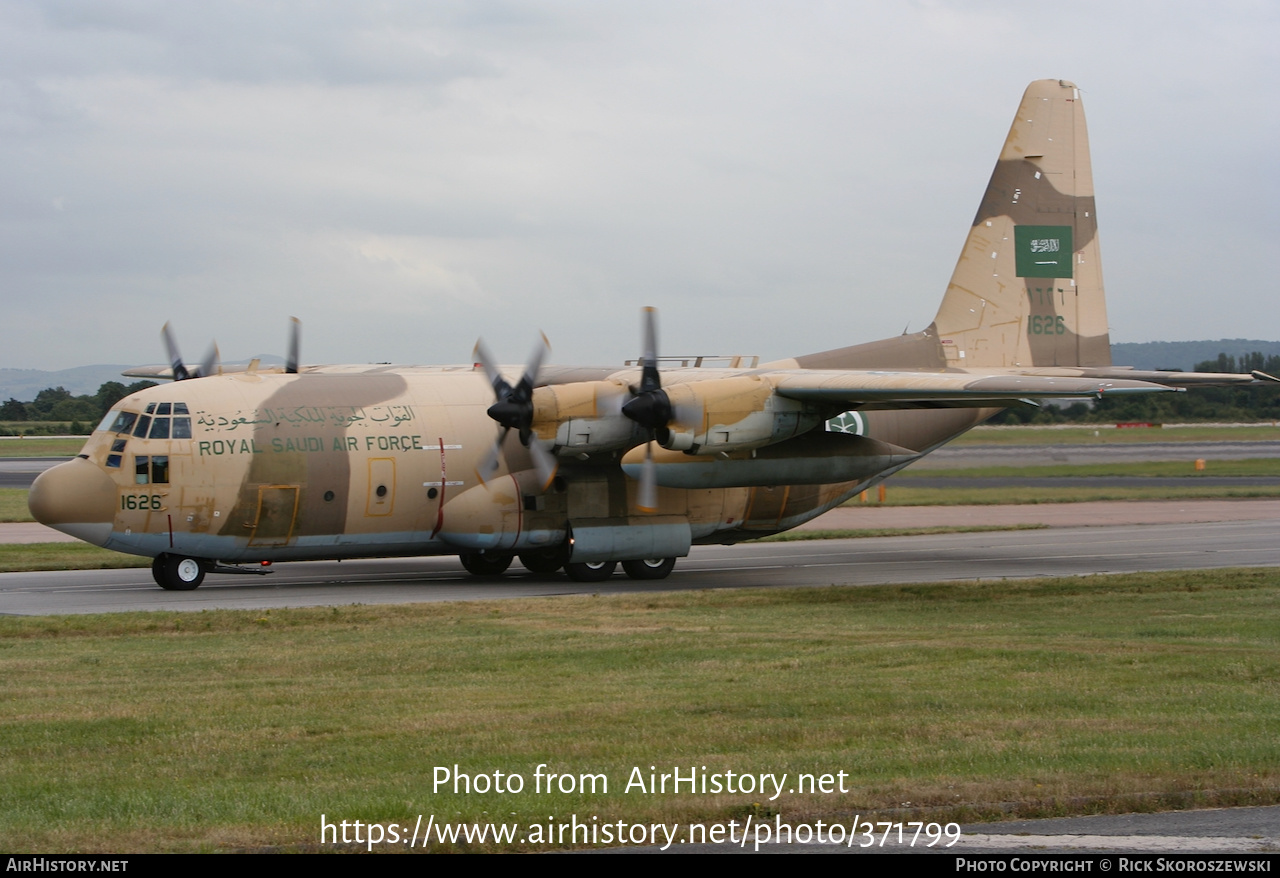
[286,317,301,374]
[515,332,550,395]
[639,306,660,394]
[161,322,191,381]
[637,441,658,512]
[473,339,511,398]
[528,438,559,492]
[198,342,221,379]
[477,428,509,485]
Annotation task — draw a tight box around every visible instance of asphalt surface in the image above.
[0,457,61,488]
[5,517,1279,616]
[665,806,1280,853]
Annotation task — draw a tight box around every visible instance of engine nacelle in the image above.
[531,381,644,457]
[659,376,821,454]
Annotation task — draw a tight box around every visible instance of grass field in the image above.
[952,424,1280,445]
[0,543,147,572]
[0,488,33,522]
[0,437,85,457]
[2,569,1276,852]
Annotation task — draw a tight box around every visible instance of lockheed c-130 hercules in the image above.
[29,79,1277,590]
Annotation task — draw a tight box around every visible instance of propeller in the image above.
[473,334,558,491]
[621,307,671,512]
[160,317,300,380]
[161,322,221,381]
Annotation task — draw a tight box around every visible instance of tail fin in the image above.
[932,79,1110,368]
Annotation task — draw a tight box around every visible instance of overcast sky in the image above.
[2,1,1276,371]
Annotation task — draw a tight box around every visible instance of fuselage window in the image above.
[101,411,138,435]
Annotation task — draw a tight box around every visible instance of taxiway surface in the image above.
[4,517,1278,615]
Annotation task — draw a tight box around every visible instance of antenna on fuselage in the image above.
[286,317,301,374]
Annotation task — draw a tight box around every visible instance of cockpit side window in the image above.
[99,411,138,435]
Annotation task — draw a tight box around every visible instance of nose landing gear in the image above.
[151,553,210,590]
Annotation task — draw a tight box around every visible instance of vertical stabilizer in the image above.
[932,79,1110,368]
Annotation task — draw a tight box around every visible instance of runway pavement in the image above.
[4,515,1278,615]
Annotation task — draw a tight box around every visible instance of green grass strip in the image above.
[0,543,147,572]
[1,569,1277,851]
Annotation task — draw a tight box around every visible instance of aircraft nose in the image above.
[28,458,117,547]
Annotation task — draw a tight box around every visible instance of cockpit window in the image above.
[132,415,152,438]
[148,418,170,440]
[99,410,138,435]
[172,417,192,439]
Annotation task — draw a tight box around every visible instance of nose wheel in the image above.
[152,554,209,590]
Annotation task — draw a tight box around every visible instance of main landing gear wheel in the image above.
[459,551,513,576]
[519,547,570,576]
[564,560,617,582]
[622,558,677,580]
[152,553,207,591]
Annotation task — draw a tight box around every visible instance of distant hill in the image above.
[0,357,286,402]
[0,366,138,401]
[1110,340,1280,372]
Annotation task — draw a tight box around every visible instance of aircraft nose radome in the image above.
[28,458,117,547]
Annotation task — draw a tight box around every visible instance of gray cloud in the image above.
[0,1,1276,371]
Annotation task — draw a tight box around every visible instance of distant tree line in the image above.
[0,381,157,435]
[992,353,1280,425]
[3,353,1279,436]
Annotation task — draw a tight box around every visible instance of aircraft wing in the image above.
[999,367,1280,388]
[770,370,1179,410]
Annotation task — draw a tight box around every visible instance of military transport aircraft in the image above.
[28,79,1277,590]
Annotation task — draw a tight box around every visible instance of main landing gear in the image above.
[151,553,209,590]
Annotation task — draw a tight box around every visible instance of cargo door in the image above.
[248,486,299,547]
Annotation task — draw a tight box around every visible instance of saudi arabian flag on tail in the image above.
[1015,225,1073,278]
